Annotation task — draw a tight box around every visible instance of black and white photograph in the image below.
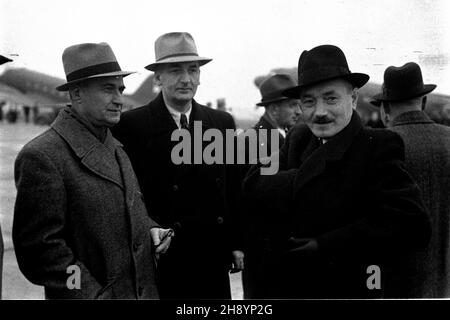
[0,0,449,308]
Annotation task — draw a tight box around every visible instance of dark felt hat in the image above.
[372,62,436,102]
[256,74,297,106]
[0,55,12,65]
[283,45,369,98]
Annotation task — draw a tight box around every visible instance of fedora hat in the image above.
[256,74,297,106]
[0,54,12,65]
[145,32,212,71]
[283,45,369,98]
[56,42,135,91]
[372,62,436,102]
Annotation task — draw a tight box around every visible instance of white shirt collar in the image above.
[165,102,192,129]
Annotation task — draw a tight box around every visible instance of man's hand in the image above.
[150,228,174,256]
[230,250,245,273]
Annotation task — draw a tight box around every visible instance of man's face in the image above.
[272,99,301,128]
[299,79,357,139]
[75,76,125,127]
[155,62,200,106]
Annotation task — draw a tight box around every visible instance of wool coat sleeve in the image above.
[316,132,431,259]
[13,148,110,299]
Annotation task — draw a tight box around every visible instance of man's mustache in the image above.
[313,116,332,124]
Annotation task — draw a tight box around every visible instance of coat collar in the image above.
[51,107,123,188]
[294,111,363,192]
[392,110,434,127]
[146,93,213,134]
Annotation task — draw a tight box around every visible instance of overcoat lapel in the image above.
[293,111,363,194]
[51,108,123,189]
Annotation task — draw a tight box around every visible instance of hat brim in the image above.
[0,55,12,65]
[256,97,290,107]
[282,73,370,99]
[56,70,135,91]
[145,56,212,71]
[372,84,436,102]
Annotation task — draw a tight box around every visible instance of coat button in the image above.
[174,221,182,230]
[173,184,179,191]
[217,216,224,225]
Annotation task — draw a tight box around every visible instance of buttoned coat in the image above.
[13,108,159,299]
[112,93,242,299]
[239,112,285,299]
[243,111,431,298]
[383,111,450,298]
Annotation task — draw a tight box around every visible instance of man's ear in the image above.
[421,96,427,111]
[70,86,82,102]
[351,88,359,109]
[154,71,162,87]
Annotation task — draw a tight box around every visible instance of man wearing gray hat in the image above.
[243,45,431,298]
[13,43,172,299]
[112,32,244,299]
[372,62,450,298]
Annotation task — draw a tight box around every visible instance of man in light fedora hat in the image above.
[243,45,431,298]
[13,42,173,299]
[0,54,12,299]
[113,32,244,299]
[371,62,450,298]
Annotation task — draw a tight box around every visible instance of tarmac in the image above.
[0,120,243,300]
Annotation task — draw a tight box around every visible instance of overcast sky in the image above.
[1,0,449,119]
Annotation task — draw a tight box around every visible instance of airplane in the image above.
[1,66,449,128]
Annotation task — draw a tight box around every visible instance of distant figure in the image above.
[13,43,171,299]
[112,32,244,299]
[0,54,12,300]
[0,100,6,122]
[243,45,430,298]
[23,105,31,123]
[240,74,300,298]
[373,62,450,298]
[32,105,39,123]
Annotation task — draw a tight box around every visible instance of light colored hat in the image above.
[145,32,212,71]
[56,42,135,91]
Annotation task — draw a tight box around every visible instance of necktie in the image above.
[180,113,189,130]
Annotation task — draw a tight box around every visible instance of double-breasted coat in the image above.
[112,93,243,299]
[243,111,431,298]
[13,108,160,299]
[383,111,450,298]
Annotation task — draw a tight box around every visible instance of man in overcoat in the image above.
[372,62,450,298]
[0,54,12,299]
[240,73,300,298]
[13,43,172,299]
[243,45,431,298]
[112,32,244,299]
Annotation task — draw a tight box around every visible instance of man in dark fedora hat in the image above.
[13,42,172,299]
[240,73,300,298]
[112,32,244,299]
[243,45,431,298]
[0,54,12,299]
[371,62,450,298]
